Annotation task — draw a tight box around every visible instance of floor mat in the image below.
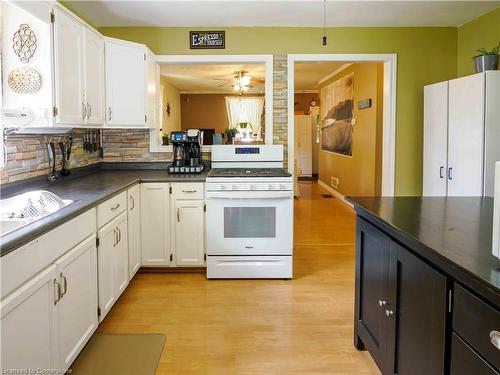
[70,333,166,375]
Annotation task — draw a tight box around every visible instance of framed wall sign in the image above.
[190,31,225,49]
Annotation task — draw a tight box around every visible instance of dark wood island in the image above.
[349,196,500,375]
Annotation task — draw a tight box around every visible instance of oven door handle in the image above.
[206,191,293,200]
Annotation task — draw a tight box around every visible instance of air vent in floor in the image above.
[321,194,334,199]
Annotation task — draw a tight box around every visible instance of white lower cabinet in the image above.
[55,235,98,370]
[141,183,172,266]
[174,200,205,266]
[97,211,129,322]
[0,234,98,371]
[0,265,58,370]
[127,185,141,278]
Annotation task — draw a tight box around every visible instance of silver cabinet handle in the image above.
[448,167,453,180]
[490,330,500,350]
[108,107,112,121]
[110,203,120,211]
[82,102,87,120]
[177,208,180,222]
[60,273,68,297]
[54,279,62,305]
[130,196,135,211]
[117,227,121,244]
[87,103,91,119]
[385,309,394,317]
[378,300,387,307]
[182,190,197,193]
[439,166,445,179]
[113,228,117,247]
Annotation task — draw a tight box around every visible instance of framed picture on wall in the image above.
[320,73,354,156]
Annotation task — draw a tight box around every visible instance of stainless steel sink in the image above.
[0,190,73,236]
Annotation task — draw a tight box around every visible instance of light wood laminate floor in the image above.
[98,181,380,374]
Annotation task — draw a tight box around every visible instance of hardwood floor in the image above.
[98,181,380,374]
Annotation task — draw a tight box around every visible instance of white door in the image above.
[295,115,312,176]
[0,265,58,369]
[105,39,146,126]
[97,218,117,321]
[128,185,142,278]
[84,27,105,126]
[448,73,485,196]
[53,8,84,125]
[141,183,171,265]
[175,200,205,266]
[423,81,449,196]
[114,212,129,296]
[146,50,159,128]
[55,235,98,370]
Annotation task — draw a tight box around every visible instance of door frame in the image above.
[287,54,397,196]
[151,54,274,152]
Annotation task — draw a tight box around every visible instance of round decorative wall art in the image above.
[8,67,42,94]
[12,24,37,63]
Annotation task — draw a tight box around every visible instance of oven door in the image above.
[205,190,293,255]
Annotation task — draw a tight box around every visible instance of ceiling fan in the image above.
[214,70,264,94]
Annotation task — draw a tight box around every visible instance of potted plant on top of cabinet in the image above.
[161,131,170,145]
[474,41,500,73]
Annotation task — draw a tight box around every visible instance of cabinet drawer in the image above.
[172,183,204,200]
[451,333,499,375]
[453,284,500,370]
[97,191,127,228]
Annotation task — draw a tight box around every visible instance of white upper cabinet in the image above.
[52,8,104,126]
[105,38,147,127]
[83,28,105,125]
[146,50,160,128]
[53,8,84,125]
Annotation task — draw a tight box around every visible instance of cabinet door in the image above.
[114,212,129,296]
[175,200,205,266]
[0,265,58,369]
[128,185,142,278]
[84,27,105,126]
[53,8,84,125]
[423,81,448,196]
[146,50,159,128]
[141,183,171,266]
[55,235,98,370]
[294,115,312,176]
[97,218,118,321]
[448,73,485,196]
[354,218,392,374]
[105,40,146,126]
[388,242,447,375]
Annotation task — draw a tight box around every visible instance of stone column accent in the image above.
[273,54,288,168]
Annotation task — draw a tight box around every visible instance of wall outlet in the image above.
[331,176,339,189]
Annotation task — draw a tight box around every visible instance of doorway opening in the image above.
[288,54,397,200]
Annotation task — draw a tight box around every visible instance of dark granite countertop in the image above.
[349,196,500,305]
[0,163,210,257]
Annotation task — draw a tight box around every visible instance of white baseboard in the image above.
[317,180,354,209]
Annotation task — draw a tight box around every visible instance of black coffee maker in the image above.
[168,129,204,174]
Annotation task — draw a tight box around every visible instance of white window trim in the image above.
[149,54,274,153]
[287,53,397,197]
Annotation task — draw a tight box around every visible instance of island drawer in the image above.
[97,191,127,228]
[453,284,500,371]
[451,333,499,375]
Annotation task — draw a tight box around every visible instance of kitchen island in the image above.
[349,196,500,375]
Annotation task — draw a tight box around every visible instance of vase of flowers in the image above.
[161,131,170,145]
[224,128,238,144]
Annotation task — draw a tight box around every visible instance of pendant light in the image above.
[322,0,327,46]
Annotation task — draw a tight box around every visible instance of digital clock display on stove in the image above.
[235,147,260,154]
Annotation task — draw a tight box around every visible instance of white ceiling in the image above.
[295,62,345,90]
[65,1,499,27]
[160,63,265,93]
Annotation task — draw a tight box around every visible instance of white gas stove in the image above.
[205,145,293,279]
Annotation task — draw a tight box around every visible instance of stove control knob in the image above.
[232,185,239,190]
[269,184,278,190]
[280,184,289,190]
[220,184,227,190]
[250,184,257,190]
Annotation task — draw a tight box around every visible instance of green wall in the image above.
[457,7,500,77]
[100,26,457,195]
